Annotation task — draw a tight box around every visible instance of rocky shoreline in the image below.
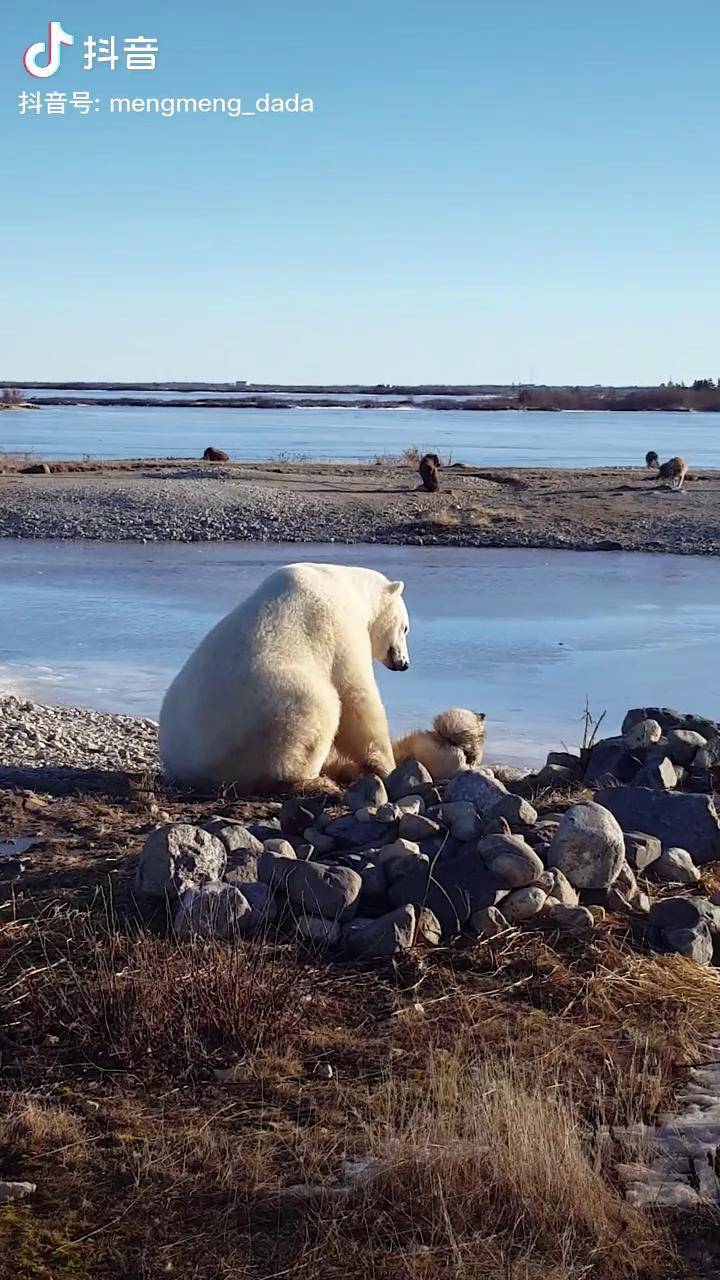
[1,459,719,554]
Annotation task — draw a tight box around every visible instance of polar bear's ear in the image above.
[387,580,405,596]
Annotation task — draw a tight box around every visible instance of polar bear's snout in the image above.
[386,646,409,672]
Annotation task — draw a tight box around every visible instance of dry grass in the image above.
[22,911,314,1080]
[293,1051,672,1280]
[2,783,720,1278]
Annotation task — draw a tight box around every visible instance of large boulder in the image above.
[595,788,720,864]
[135,824,227,899]
[341,904,416,958]
[283,862,362,922]
[622,707,720,740]
[548,802,625,888]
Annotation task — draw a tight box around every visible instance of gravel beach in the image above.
[1,458,719,554]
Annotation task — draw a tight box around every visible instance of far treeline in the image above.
[3,380,720,412]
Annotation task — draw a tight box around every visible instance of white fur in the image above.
[159,563,409,789]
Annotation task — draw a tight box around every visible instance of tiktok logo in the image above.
[23,20,74,77]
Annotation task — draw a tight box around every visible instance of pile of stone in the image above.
[133,711,720,964]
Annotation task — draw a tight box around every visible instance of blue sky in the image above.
[3,0,719,383]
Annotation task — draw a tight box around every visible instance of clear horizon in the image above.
[3,1,720,384]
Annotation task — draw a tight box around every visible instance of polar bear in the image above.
[159,562,410,790]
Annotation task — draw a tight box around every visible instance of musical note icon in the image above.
[23,20,74,78]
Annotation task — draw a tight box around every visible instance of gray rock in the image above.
[622,707,720,741]
[344,774,388,813]
[395,794,425,814]
[534,763,577,788]
[224,849,260,884]
[549,802,625,888]
[202,820,263,856]
[468,905,507,937]
[444,768,508,813]
[584,737,641,787]
[258,848,298,889]
[385,760,433,800]
[425,855,502,938]
[595,787,720,864]
[173,883,252,939]
[236,880,277,929]
[502,885,547,923]
[377,837,421,862]
[383,845,431,909]
[303,826,336,853]
[296,915,341,946]
[438,801,483,842]
[544,902,594,932]
[660,924,713,965]
[416,907,442,946]
[483,815,512,837]
[648,895,706,933]
[622,831,662,872]
[398,813,441,842]
[284,861,362,922]
[355,859,388,912]
[0,1181,36,1204]
[487,792,538,827]
[246,820,282,841]
[539,867,579,906]
[477,834,544,887]
[135,823,227,899]
[323,813,390,847]
[342,904,416,958]
[281,796,323,835]
[263,837,297,859]
[373,803,403,823]
[546,750,583,776]
[633,756,677,791]
[623,718,662,749]
[667,729,707,766]
[652,847,701,885]
[695,745,720,770]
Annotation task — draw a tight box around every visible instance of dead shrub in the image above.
[24,914,313,1079]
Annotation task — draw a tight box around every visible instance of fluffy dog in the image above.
[393,707,486,780]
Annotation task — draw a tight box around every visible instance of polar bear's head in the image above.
[371,580,410,671]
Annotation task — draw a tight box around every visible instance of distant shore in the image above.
[12,395,720,412]
[1,457,719,555]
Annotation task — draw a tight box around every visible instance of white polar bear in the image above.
[159,562,410,791]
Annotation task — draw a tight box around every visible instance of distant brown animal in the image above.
[418,452,441,492]
[203,446,229,462]
[645,450,659,468]
[658,455,688,490]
